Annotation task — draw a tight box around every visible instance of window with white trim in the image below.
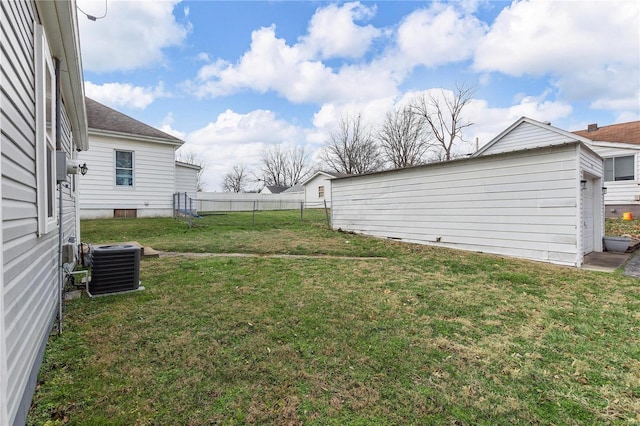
[318,185,325,198]
[115,150,134,186]
[604,156,635,182]
[35,24,57,236]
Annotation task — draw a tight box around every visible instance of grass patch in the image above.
[80,210,391,257]
[606,218,640,238]
[29,214,640,425]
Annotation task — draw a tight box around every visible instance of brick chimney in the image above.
[587,123,598,132]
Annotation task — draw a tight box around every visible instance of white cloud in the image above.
[301,2,380,59]
[183,109,307,190]
[84,81,168,109]
[467,95,573,150]
[473,0,639,116]
[187,25,398,104]
[159,113,186,140]
[396,4,486,68]
[77,0,190,72]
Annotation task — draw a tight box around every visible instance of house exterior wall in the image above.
[332,144,601,267]
[479,121,576,156]
[175,163,199,199]
[78,135,177,218]
[304,174,334,207]
[586,142,640,217]
[1,1,84,424]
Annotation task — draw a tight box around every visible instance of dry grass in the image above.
[28,215,640,425]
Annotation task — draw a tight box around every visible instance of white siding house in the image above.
[175,161,200,199]
[573,121,640,218]
[78,98,185,218]
[303,171,345,208]
[1,1,89,424]
[332,118,604,267]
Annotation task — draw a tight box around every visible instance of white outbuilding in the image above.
[331,117,605,267]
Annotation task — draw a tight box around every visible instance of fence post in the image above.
[173,193,176,218]
[189,197,193,228]
[300,201,303,222]
[252,201,256,226]
[324,200,330,228]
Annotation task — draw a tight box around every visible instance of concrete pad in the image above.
[582,252,630,272]
[99,241,159,258]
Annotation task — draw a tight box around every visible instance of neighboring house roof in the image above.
[573,121,640,145]
[86,97,184,146]
[283,184,304,193]
[262,185,289,194]
[175,160,201,171]
[302,170,349,185]
[473,116,592,157]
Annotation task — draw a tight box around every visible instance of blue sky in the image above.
[76,0,640,191]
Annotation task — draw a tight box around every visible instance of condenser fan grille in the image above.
[89,244,140,295]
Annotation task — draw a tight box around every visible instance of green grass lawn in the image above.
[28,214,640,425]
[606,218,640,238]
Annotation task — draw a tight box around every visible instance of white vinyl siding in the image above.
[332,144,599,267]
[79,136,177,218]
[175,163,199,199]
[480,121,578,156]
[304,173,334,208]
[587,143,640,205]
[1,2,83,423]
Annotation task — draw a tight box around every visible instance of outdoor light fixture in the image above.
[602,187,607,195]
[79,163,88,176]
[580,180,587,190]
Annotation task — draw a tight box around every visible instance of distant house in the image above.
[303,171,347,207]
[1,1,89,424]
[333,117,604,267]
[260,185,289,194]
[78,98,199,218]
[283,184,304,194]
[573,121,640,218]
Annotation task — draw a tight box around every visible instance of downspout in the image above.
[55,57,64,334]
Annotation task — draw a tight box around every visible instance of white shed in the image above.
[78,98,185,218]
[332,117,604,267]
[175,161,201,199]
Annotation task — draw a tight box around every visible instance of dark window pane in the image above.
[604,158,614,182]
[615,156,634,181]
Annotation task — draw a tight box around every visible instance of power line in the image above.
[76,0,108,21]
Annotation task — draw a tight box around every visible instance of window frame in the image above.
[604,155,635,182]
[35,24,57,236]
[318,185,325,198]
[114,150,135,188]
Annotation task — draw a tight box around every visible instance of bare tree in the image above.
[258,145,313,187]
[176,149,207,191]
[222,163,248,193]
[411,82,476,161]
[286,145,313,185]
[377,106,432,169]
[321,113,383,175]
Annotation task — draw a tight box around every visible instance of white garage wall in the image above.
[332,143,594,266]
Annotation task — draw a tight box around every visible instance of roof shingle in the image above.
[573,121,640,145]
[85,97,183,144]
